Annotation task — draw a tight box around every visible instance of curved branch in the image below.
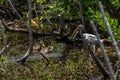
[0,20,9,56]
[17,0,33,64]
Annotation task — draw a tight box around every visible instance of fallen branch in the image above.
[1,19,76,44]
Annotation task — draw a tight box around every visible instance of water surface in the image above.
[7,52,63,63]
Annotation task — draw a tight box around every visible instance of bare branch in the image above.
[90,20,114,80]
[99,1,120,79]
[59,13,64,35]
[0,20,9,55]
[44,13,54,32]
[114,61,120,78]
[44,13,52,25]
[6,0,24,20]
[17,0,33,64]
[78,1,85,26]
[99,1,120,61]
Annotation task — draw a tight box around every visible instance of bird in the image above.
[72,25,107,68]
[71,25,103,53]
[33,40,53,63]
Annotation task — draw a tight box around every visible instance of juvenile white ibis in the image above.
[71,25,103,52]
[72,25,110,69]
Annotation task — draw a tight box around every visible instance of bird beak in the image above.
[71,25,80,39]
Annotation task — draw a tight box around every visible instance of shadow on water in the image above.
[7,52,63,63]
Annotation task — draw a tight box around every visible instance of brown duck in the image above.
[33,40,53,63]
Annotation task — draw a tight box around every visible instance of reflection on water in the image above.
[7,53,63,63]
[27,53,62,61]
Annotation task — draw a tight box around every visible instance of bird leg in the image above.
[92,45,96,53]
[88,44,96,68]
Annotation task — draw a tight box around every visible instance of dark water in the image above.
[7,52,63,63]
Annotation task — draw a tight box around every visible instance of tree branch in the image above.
[78,1,85,26]
[0,20,9,55]
[90,20,114,80]
[99,1,120,79]
[17,0,33,64]
[6,0,24,20]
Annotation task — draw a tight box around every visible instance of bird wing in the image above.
[83,33,97,44]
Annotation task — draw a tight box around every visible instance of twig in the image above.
[40,53,50,67]
[59,13,64,35]
[44,13,52,25]
[44,13,54,32]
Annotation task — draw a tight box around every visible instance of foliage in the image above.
[0,55,9,69]
[0,46,99,80]
[34,0,120,40]
[88,6,120,40]
[38,0,80,20]
[110,0,120,9]
[0,0,120,79]
[1,0,119,40]
[37,0,46,4]
[0,0,4,4]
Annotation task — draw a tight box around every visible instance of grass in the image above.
[0,37,119,80]
[0,45,102,80]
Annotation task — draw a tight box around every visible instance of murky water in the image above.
[7,52,63,63]
[6,42,65,63]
